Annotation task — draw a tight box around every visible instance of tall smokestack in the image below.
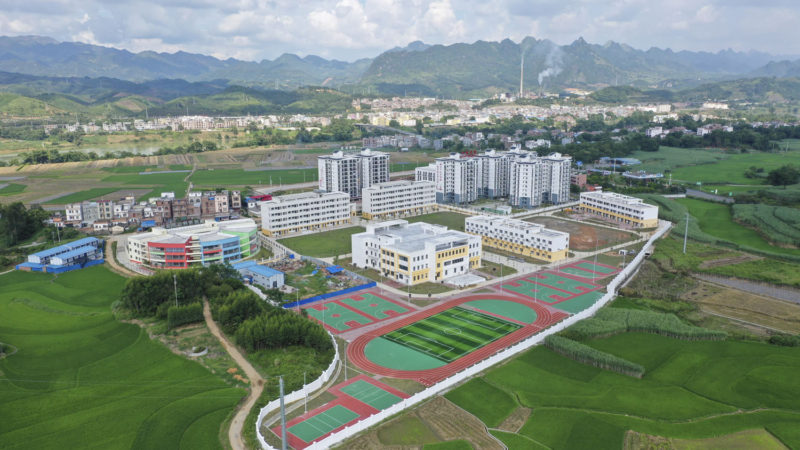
[519,56,524,98]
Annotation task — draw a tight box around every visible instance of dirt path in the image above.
[695,274,800,304]
[203,299,265,450]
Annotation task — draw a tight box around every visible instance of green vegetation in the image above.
[191,168,317,187]
[668,149,800,185]
[45,187,123,204]
[565,308,726,341]
[446,332,800,449]
[632,146,728,174]
[377,414,439,446]
[279,226,365,258]
[677,197,800,257]
[544,335,645,378]
[102,172,189,200]
[0,202,48,247]
[0,267,244,449]
[444,378,516,427]
[406,211,468,231]
[166,303,204,330]
[478,260,517,277]
[422,440,473,450]
[0,183,25,195]
[732,203,800,246]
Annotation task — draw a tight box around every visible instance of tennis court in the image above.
[525,273,597,295]
[339,293,409,320]
[287,404,359,443]
[339,379,403,410]
[576,261,618,274]
[305,301,371,332]
[382,306,521,363]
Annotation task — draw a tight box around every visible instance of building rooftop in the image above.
[233,260,283,278]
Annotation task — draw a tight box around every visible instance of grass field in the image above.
[191,168,317,187]
[101,172,190,200]
[382,306,521,363]
[631,146,729,174]
[0,183,26,195]
[445,332,800,449]
[676,198,800,257]
[668,149,800,185]
[0,266,244,449]
[279,226,366,257]
[406,212,468,231]
[44,187,125,204]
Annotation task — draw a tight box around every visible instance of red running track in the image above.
[347,294,569,386]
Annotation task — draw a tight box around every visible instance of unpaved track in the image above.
[203,299,265,450]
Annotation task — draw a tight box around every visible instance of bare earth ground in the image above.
[682,281,800,334]
[526,216,638,251]
[495,406,532,433]
[342,396,503,450]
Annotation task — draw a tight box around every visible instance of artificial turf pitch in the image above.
[287,405,359,443]
[382,306,521,363]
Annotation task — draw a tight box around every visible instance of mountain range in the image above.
[2,35,800,98]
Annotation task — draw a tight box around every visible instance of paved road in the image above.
[103,236,140,277]
[203,299,265,450]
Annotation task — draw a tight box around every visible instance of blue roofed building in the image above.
[233,260,285,289]
[17,237,104,273]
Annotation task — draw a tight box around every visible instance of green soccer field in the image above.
[383,307,521,363]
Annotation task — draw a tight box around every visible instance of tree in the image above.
[0,202,47,247]
[767,165,800,188]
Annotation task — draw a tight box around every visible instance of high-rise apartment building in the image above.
[318,148,389,199]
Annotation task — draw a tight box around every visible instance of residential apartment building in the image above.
[260,191,351,237]
[414,163,436,182]
[465,215,569,262]
[317,148,389,199]
[579,191,659,228]
[361,180,436,220]
[476,149,512,199]
[434,153,479,204]
[539,152,572,204]
[351,220,482,286]
[127,218,258,269]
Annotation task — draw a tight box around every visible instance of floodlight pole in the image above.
[173,273,178,307]
[279,376,287,450]
[683,212,689,254]
[593,236,598,283]
[303,371,307,414]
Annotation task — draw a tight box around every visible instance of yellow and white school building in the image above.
[351,220,482,286]
[361,180,437,220]
[260,191,351,237]
[465,215,569,262]
[578,191,658,228]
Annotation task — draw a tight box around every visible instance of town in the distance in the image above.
[1,13,800,450]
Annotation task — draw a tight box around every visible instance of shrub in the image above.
[769,333,800,347]
[167,303,204,330]
[544,335,645,378]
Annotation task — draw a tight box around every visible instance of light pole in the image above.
[173,273,178,307]
[683,212,689,254]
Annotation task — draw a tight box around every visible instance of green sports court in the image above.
[339,379,403,410]
[339,293,409,320]
[285,405,359,444]
[304,301,372,332]
[380,306,521,364]
[462,299,537,324]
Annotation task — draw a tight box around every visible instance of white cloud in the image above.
[0,0,796,60]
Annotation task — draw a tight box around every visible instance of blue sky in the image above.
[0,0,796,61]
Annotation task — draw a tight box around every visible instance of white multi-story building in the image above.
[508,152,571,208]
[476,149,512,199]
[318,148,389,199]
[434,153,478,204]
[65,203,83,222]
[260,191,351,237]
[579,191,659,228]
[361,180,436,220]
[540,152,571,204]
[465,215,569,262]
[351,220,482,286]
[414,163,436,182]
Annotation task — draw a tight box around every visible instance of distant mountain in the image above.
[751,60,800,78]
[1,35,799,99]
[590,77,800,104]
[0,36,368,87]
[359,37,800,97]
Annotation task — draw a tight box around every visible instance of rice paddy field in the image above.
[0,266,244,449]
[445,332,800,449]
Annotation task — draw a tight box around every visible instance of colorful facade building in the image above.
[465,215,569,262]
[126,219,258,269]
[579,191,659,228]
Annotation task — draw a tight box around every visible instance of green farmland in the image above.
[101,172,190,200]
[676,198,800,257]
[0,267,244,449]
[446,332,800,449]
[45,187,125,204]
[0,183,26,196]
[191,168,317,187]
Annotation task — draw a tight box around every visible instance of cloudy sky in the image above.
[0,0,797,61]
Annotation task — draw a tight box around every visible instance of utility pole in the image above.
[683,212,689,254]
[279,376,287,450]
